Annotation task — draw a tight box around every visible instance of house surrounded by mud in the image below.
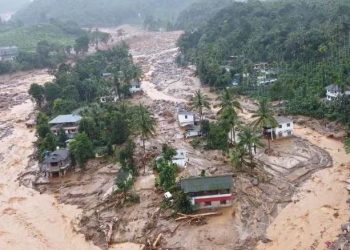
[171,149,189,168]
[49,114,82,139]
[41,149,71,177]
[264,116,293,139]
[178,110,195,128]
[180,175,234,210]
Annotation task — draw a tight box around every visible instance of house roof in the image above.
[275,116,292,124]
[178,111,194,116]
[180,175,233,193]
[326,84,341,92]
[49,114,82,124]
[43,149,70,164]
[173,149,187,160]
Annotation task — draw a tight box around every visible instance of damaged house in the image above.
[41,149,71,177]
[180,175,234,210]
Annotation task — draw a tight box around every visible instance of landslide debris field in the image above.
[3,26,348,250]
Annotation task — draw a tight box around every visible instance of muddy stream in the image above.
[0,26,349,250]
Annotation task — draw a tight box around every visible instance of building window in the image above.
[204,201,211,206]
[220,200,227,205]
[287,123,291,127]
[185,115,188,119]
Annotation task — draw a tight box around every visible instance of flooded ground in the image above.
[257,125,350,250]
[0,70,100,250]
[0,26,349,250]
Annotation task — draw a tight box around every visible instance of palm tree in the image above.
[221,107,240,144]
[229,145,249,170]
[238,126,264,165]
[217,88,241,114]
[134,104,156,173]
[189,90,210,122]
[252,99,277,150]
[218,89,241,144]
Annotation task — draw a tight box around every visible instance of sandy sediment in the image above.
[0,71,99,250]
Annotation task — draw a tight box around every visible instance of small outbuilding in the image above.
[42,149,71,177]
[178,110,195,128]
[180,175,234,210]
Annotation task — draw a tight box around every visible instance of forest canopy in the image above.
[178,0,350,125]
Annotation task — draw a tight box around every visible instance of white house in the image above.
[129,80,142,94]
[326,84,341,101]
[264,116,293,139]
[171,149,189,168]
[325,84,350,101]
[178,111,195,128]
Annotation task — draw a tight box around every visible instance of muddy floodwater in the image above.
[0,71,99,250]
[0,27,349,250]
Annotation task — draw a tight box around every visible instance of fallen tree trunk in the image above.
[152,233,162,248]
[175,212,222,221]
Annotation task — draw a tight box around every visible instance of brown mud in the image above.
[1,26,348,250]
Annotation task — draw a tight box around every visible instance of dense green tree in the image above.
[74,35,90,55]
[29,83,45,108]
[157,159,177,191]
[230,145,249,170]
[69,132,94,167]
[237,126,263,165]
[206,122,228,151]
[78,117,97,140]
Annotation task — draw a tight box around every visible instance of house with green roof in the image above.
[180,175,234,210]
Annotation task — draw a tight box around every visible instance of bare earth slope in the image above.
[0,26,349,250]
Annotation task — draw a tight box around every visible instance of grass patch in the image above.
[0,24,77,51]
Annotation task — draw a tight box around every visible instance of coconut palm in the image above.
[218,89,242,144]
[229,145,249,170]
[252,98,277,150]
[238,126,264,164]
[217,88,241,114]
[134,104,156,173]
[189,90,210,122]
[221,107,240,144]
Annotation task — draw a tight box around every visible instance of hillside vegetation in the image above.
[0,21,83,51]
[175,0,235,30]
[178,0,350,125]
[13,0,200,27]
